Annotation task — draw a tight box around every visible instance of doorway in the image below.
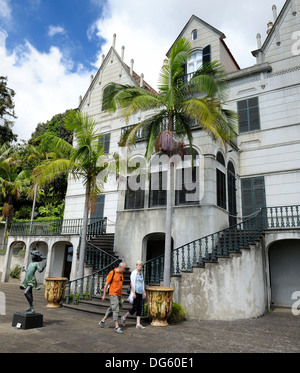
[145,233,174,261]
[269,239,300,307]
[63,245,73,279]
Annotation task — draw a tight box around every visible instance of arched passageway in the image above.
[269,239,300,307]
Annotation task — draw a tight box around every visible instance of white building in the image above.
[2,0,300,320]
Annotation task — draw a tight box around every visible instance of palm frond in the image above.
[103,83,162,122]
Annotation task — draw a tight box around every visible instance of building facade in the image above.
[2,0,300,320]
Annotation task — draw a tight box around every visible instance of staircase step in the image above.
[63,296,147,320]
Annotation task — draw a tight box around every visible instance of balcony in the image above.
[9,218,107,237]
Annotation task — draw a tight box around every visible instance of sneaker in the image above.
[136,324,145,330]
[121,316,126,326]
[99,321,109,328]
[115,327,123,334]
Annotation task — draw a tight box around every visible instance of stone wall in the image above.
[170,239,267,320]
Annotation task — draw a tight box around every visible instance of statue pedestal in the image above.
[12,312,43,330]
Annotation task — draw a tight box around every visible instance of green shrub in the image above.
[144,302,186,323]
[168,302,186,323]
[10,264,21,279]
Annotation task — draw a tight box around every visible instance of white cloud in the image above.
[92,0,286,89]
[0,40,94,141]
[48,25,66,37]
[0,0,287,142]
[0,0,12,24]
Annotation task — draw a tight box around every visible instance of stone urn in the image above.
[45,277,68,308]
[146,286,174,326]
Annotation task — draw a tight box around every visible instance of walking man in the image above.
[99,261,127,334]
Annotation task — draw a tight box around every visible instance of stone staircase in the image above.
[64,233,144,320]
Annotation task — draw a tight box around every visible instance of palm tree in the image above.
[103,38,238,287]
[0,144,24,246]
[33,110,109,278]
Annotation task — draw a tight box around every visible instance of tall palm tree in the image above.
[103,38,238,287]
[0,144,24,245]
[33,110,109,279]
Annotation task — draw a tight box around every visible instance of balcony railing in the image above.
[10,217,107,237]
[143,205,300,285]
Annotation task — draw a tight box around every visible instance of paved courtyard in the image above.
[1,280,300,360]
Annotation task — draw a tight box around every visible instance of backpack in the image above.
[106,269,115,294]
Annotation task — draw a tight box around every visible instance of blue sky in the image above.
[3,0,108,72]
[0,0,286,141]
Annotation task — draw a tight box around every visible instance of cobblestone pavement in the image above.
[1,280,300,358]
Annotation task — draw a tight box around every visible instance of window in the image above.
[91,195,105,219]
[99,133,110,154]
[124,158,145,210]
[149,154,169,208]
[216,152,226,209]
[192,29,198,40]
[125,175,145,210]
[184,45,211,82]
[149,170,167,207]
[175,148,200,206]
[237,97,260,133]
[241,177,266,218]
[187,50,203,76]
[227,161,237,226]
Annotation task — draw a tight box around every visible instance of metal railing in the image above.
[65,260,119,304]
[63,205,300,303]
[143,205,300,285]
[84,241,117,271]
[262,205,300,229]
[10,217,107,237]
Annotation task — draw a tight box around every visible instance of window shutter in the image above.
[241,177,266,218]
[99,133,111,154]
[203,45,211,64]
[91,194,105,219]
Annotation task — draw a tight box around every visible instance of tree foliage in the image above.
[0,76,18,145]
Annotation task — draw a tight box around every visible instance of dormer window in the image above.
[184,45,211,82]
[188,50,203,76]
[192,29,198,40]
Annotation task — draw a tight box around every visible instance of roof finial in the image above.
[130,59,134,76]
[291,0,297,15]
[121,46,125,61]
[272,5,278,22]
[140,73,144,88]
[112,33,116,48]
[256,33,261,49]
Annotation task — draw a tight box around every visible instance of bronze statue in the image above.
[20,250,46,313]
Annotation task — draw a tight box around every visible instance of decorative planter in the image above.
[146,286,174,326]
[45,277,68,308]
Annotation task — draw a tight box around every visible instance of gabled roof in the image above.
[251,0,290,57]
[166,14,225,56]
[166,14,240,70]
[79,46,157,110]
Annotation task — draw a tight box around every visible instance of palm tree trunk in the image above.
[29,185,37,235]
[77,181,91,279]
[163,161,173,287]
